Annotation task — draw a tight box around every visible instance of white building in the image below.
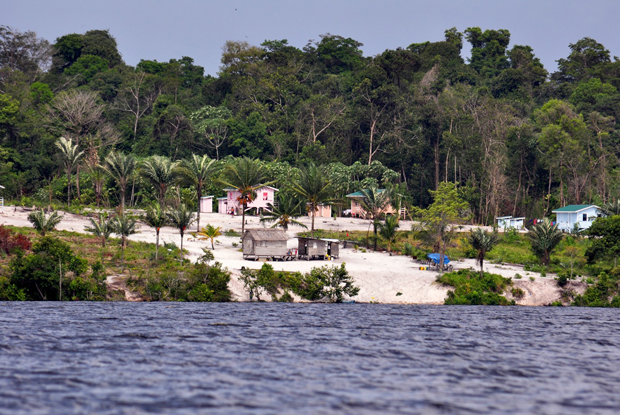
[496,216,525,230]
[552,205,600,232]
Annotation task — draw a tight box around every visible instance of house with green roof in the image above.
[345,189,395,219]
[552,204,601,232]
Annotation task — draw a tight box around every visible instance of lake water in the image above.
[1,303,619,414]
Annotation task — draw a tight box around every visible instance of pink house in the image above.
[218,186,278,215]
[346,189,395,219]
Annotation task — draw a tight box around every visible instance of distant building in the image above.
[218,186,278,215]
[308,203,331,218]
[297,237,339,260]
[552,205,601,232]
[495,216,525,230]
[242,229,289,260]
[199,196,214,213]
[345,189,395,219]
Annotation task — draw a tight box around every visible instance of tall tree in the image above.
[177,154,220,231]
[167,204,196,259]
[291,164,333,237]
[142,203,168,262]
[104,151,136,211]
[111,213,139,268]
[467,228,500,275]
[55,136,84,206]
[190,106,232,160]
[140,155,176,207]
[360,186,392,251]
[220,157,270,234]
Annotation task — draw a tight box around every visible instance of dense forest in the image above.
[1,26,620,224]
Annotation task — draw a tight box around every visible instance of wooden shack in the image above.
[242,229,289,260]
[297,237,339,260]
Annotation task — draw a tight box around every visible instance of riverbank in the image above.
[0,206,574,305]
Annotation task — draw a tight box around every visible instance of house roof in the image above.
[552,204,598,213]
[224,186,279,192]
[242,229,288,241]
[346,189,387,198]
[496,216,512,219]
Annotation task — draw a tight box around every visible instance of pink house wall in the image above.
[220,186,278,214]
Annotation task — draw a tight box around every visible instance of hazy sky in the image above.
[5,0,620,76]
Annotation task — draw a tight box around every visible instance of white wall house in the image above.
[496,216,525,230]
[552,205,601,232]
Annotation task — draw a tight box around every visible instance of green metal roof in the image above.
[346,189,386,198]
[552,204,597,213]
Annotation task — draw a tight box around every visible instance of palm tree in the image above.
[360,187,392,251]
[55,137,84,207]
[177,154,220,231]
[141,155,177,207]
[142,203,168,261]
[167,204,196,259]
[27,209,63,236]
[468,228,499,275]
[529,218,563,265]
[194,224,222,250]
[260,193,308,231]
[111,213,139,268]
[291,164,332,237]
[220,157,270,234]
[84,213,113,260]
[598,200,620,217]
[379,214,400,252]
[104,151,136,211]
[88,164,107,207]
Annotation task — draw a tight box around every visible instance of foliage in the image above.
[528,218,563,265]
[467,228,499,274]
[142,203,168,261]
[291,164,333,237]
[10,236,88,300]
[0,225,32,254]
[167,203,195,256]
[27,209,63,236]
[193,224,222,250]
[438,270,515,305]
[413,182,470,270]
[378,214,400,252]
[572,269,620,307]
[585,216,620,264]
[259,193,307,230]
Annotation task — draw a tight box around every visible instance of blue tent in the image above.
[427,253,450,265]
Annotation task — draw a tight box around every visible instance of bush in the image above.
[10,236,88,301]
[438,270,515,305]
[0,225,32,255]
[557,274,569,287]
[511,287,525,299]
[572,270,620,307]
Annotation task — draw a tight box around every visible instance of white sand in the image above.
[0,206,569,305]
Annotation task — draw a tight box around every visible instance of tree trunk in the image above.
[196,186,202,232]
[155,230,160,262]
[76,165,81,200]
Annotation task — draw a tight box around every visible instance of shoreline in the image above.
[0,206,574,305]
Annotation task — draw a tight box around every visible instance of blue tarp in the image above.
[427,253,450,265]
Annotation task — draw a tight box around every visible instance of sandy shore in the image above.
[0,206,572,305]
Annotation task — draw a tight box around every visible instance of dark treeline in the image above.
[1,26,620,223]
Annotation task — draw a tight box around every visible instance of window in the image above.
[263,192,268,200]
[583,213,587,222]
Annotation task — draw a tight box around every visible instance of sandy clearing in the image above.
[0,206,564,305]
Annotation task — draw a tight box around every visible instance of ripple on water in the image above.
[0,303,619,414]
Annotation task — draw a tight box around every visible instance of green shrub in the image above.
[438,270,515,305]
[572,270,620,307]
[511,287,525,299]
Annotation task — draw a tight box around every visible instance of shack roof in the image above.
[552,205,598,213]
[346,189,387,198]
[242,229,288,241]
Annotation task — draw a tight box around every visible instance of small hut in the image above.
[242,229,289,260]
[297,237,339,260]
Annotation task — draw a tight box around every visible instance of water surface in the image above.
[1,303,619,414]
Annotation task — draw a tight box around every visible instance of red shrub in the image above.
[0,225,32,254]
